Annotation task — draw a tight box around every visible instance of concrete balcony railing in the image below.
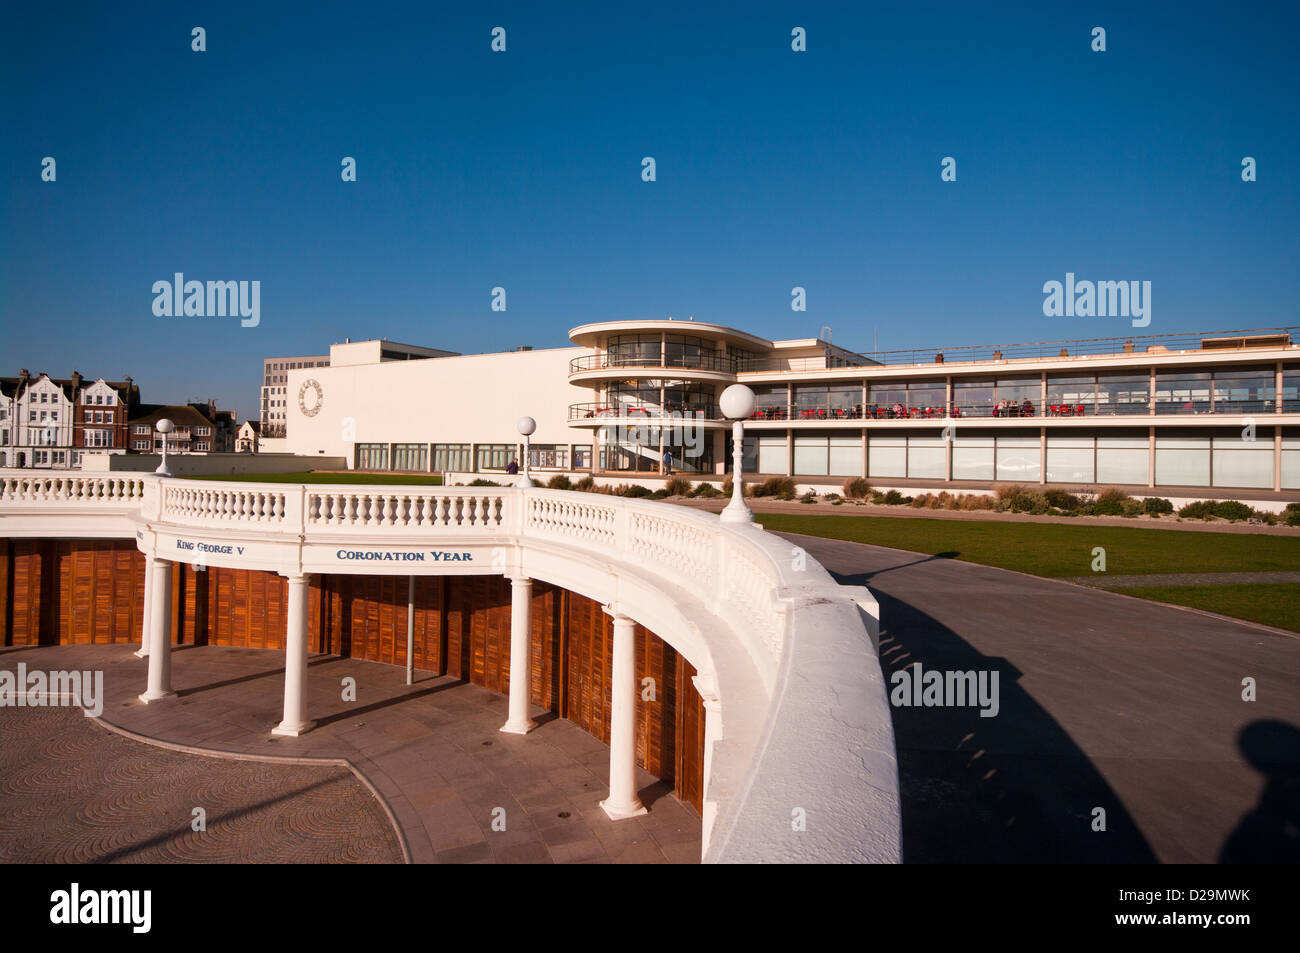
[0,470,900,864]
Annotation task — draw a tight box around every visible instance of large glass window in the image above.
[1212,367,1275,414]
[792,433,860,477]
[607,379,662,414]
[868,381,946,418]
[664,334,718,370]
[607,334,661,367]
[432,444,471,471]
[476,444,517,471]
[794,385,829,418]
[1282,430,1300,489]
[1154,434,1210,485]
[750,385,788,420]
[908,434,947,479]
[1212,432,1272,488]
[1283,366,1299,412]
[1046,435,1093,483]
[662,380,713,416]
[1154,372,1212,415]
[528,444,568,469]
[996,435,1040,482]
[952,379,997,418]
[392,444,427,472]
[1095,374,1150,415]
[952,433,995,480]
[1096,433,1148,484]
[868,435,906,478]
[356,443,389,470]
[573,445,593,469]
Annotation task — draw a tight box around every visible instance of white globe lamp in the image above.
[154,418,175,477]
[718,384,756,524]
[516,416,537,487]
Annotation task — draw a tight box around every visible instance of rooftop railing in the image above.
[846,327,1299,367]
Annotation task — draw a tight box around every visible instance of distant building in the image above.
[0,370,138,469]
[236,419,260,453]
[259,341,459,438]
[261,353,331,439]
[128,401,233,455]
[278,322,1300,496]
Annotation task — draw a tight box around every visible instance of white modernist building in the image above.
[280,321,1300,498]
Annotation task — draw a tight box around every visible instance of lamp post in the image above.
[718,384,756,524]
[154,418,175,477]
[516,416,536,487]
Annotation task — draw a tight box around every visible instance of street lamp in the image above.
[516,416,536,488]
[718,384,756,524]
[154,418,175,477]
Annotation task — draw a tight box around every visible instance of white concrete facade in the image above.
[276,324,1300,497]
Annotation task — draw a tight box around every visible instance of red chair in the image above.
[1075,404,1085,416]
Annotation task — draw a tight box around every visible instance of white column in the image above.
[601,608,647,820]
[692,673,723,856]
[272,573,314,736]
[138,558,173,703]
[501,575,536,734]
[134,552,155,658]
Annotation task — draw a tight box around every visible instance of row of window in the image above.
[742,430,1300,489]
[356,442,596,473]
[748,366,1300,416]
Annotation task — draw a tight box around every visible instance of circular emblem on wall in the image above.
[298,379,323,417]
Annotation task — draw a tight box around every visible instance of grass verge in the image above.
[182,471,444,486]
[1121,584,1300,633]
[756,512,1300,578]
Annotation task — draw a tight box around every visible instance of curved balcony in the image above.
[568,401,722,423]
[0,471,900,864]
[567,352,741,388]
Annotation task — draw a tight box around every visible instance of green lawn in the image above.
[1121,584,1300,633]
[182,471,444,486]
[756,513,1300,578]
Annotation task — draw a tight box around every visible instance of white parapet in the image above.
[0,468,901,863]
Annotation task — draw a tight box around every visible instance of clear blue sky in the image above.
[3,1,1297,417]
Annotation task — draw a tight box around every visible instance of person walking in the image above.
[662,449,673,475]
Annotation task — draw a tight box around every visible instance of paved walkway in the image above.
[1061,571,1300,589]
[0,706,402,863]
[0,645,701,864]
[777,531,1300,864]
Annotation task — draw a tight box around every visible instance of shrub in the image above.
[753,476,797,500]
[721,477,748,498]
[956,493,995,511]
[1003,487,1049,515]
[1175,499,1253,521]
[650,489,670,499]
[1092,487,1133,516]
[842,478,873,500]
[880,490,907,505]
[1141,496,1174,516]
[468,478,501,487]
[1044,488,1082,511]
[799,491,817,504]
[994,484,1026,502]
[663,477,693,497]
[1286,507,1300,527]
[574,475,596,492]
[1177,500,1217,519]
[1120,497,1142,518]
[546,474,572,490]
[693,483,722,498]
[621,484,652,498]
[1214,500,1253,522]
